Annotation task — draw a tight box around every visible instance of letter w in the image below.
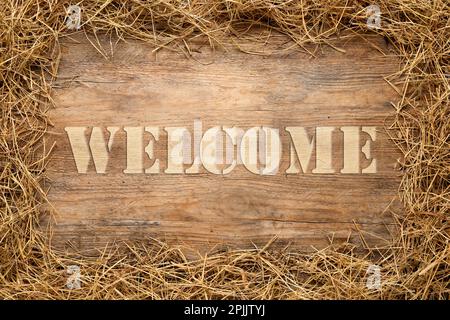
[65,127,119,173]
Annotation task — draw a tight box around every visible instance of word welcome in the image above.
[65,123,377,175]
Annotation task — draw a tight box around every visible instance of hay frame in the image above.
[0,0,448,299]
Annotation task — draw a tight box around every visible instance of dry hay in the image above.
[0,0,449,299]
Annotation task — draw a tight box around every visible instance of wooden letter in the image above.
[200,126,223,175]
[65,126,119,174]
[223,126,244,174]
[123,127,143,174]
[165,127,190,174]
[361,126,377,173]
[341,126,360,174]
[186,119,202,174]
[312,127,335,174]
[260,127,281,175]
[145,127,160,174]
[123,127,160,174]
[240,127,259,174]
[285,127,315,174]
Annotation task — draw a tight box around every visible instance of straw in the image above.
[0,0,448,299]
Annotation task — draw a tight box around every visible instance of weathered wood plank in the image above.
[44,33,401,253]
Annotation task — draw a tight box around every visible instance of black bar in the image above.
[0,300,448,318]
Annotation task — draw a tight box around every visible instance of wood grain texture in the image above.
[44,33,402,253]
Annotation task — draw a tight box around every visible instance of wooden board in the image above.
[44,33,402,253]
